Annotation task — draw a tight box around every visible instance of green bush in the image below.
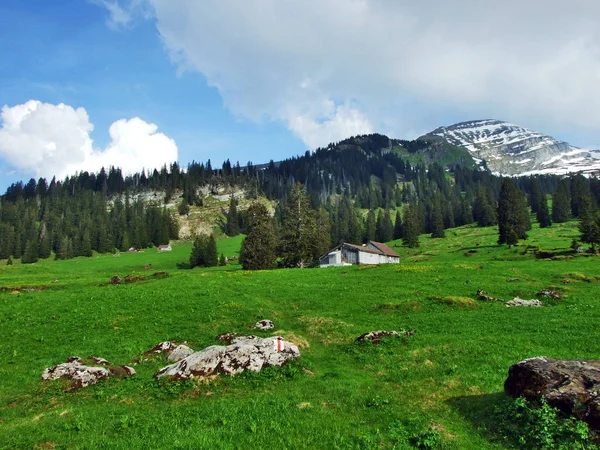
[496,397,593,449]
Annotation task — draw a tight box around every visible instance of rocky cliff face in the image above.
[422,119,600,176]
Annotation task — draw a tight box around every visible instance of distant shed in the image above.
[157,244,172,252]
[320,241,399,268]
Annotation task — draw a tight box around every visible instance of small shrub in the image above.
[495,396,593,449]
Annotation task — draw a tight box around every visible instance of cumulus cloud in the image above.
[0,100,178,180]
[144,0,600,147]
[91,0,150,29]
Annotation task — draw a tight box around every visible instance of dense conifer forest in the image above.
[1,134,600,265]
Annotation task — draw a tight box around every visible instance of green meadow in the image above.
[1,222,599,449]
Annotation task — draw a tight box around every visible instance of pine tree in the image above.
[430,201,445,238]
[375,209,393,243]
[393,210,403,240]
[190,235,208,268]
[240,202,276,270]
[21,239,39,264]
[279,183,319,268]
[314,207,331,259]
[537,196,552,228]
[402,204,420,248]
[178,198,190,216]
[225,195,240,236]
[219,253,227,266]
[473,186,497,227]
[365,209,376,242]
[530,178,543,214]
[205,234,218,267]
[552,180,571,223]
[80,229,93,257]
[497,179,531,245]
[38,232,52,259]
[578,195,600,249]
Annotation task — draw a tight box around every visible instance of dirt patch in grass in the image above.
[124,275,145,283]
[431,296,478,308]
[0,285,50,293]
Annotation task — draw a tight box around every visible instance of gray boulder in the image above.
[356,330,415,343]
[167,344,195,362]
[254,320,275,330]
[42,356,135,390]
[155,336,299,380]
[505,357,600,429]
[505,298,543,307]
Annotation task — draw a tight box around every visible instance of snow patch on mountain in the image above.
[424,119,600,176]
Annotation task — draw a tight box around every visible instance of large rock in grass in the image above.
[42,356,135,390]
[505,357,600,429]
[155,336,299,380]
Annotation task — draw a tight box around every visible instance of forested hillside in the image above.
[1,133,599,264]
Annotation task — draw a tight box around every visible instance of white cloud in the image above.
[0,100,178,180]
[91,0,151,30]
[144,0,600,147]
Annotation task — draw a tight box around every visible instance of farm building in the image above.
[157,244,172,252]
[320,241,400,268]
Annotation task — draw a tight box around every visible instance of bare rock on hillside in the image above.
[476,289,501,302]
[109,275,122,285]
[537,289,562,300]
[505,357,600,429]
[42,357,135,390]
[155,336,300,380]
[216,332,237,344]
[356,330,415,344]
[167,345,195,362]
[505,298,543,307]
[254,320,275,330]
[148,341,179,355]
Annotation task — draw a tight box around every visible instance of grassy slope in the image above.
[1,222,599,449]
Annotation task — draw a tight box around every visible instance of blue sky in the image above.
[1,0,599,191]
[0,0,306,189]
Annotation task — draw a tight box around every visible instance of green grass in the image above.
[1,222,599,449]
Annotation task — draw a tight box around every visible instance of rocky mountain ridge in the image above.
[422,119,600,176]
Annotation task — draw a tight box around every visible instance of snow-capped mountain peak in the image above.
[423,119,600,176]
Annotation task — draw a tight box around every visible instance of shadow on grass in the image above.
[454,245,498,253]
[176,262,191,269]
[447,392,517,449]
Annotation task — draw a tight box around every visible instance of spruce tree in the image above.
[552,180,571,223]
[430,201,445,238]
[206,234,219,267]
[225,195,240,237]
[219,253,227,266]
[240,202,276,270]
[529,178,543,214]
[393,210,403,240]
[578,195,600,249]
[38,233,52,259]
[80,229,93,257]
[190,235,208,268]
[21,239,39,264]
[497,179,531,245]
[365,210,376,242]
[537,196,552,228]
[402,204,420,248]
[473,186,497,227]
[279,183,319,268]
[375,209,393,243]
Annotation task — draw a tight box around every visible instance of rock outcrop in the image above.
[505,357,600,429]
[42,356,135,390]
[356,330,415,343]
[505,298,543,307]
[254,320,275,330]
[167,344,195,362]
[155,336,299,380]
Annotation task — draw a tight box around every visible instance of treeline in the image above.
[2,133,600,263]
[0,182,179,263]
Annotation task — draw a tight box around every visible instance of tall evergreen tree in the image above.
[190,235,208,268]
[578,195,600,250]
[537,196,552,228]
[552,180,571,223]
[21,239,39,264]
[279,183,319,268]
[529,178,543,214]
[205,234,219,267]
[240,202,276,270]
[365,209,376,242]
[473,186,497,227]
[430,200,445,238]
[225,195,240,236]
[393,210,403,240]
[402,204,420,248]
[497,179,531,245]
[375,209,393,242]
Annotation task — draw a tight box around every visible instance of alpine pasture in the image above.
[1,221,599,449]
